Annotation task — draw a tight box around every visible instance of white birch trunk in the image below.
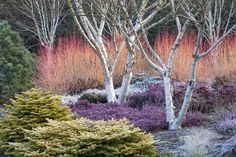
[170,57,198,129]
[104,76,116,103]
[163,74,176,127]
[100,57,116,102]
[101,64,116,102]
[118,50,135,103]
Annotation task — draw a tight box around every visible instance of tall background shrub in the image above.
[0,21,33,104]
[34,34,153,95]
[35,33,236,95]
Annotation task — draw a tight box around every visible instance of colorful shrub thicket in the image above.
[215,111,236,136]
[0,88,71,155]
[34,36,103,94]
[35,32,236,94]
[69,100,203,131]
[0,21,33,104]
[35,34,149,94]
[11,118,158,157]
[154,32,236,82]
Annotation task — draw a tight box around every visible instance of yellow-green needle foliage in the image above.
[12,118,158,157]
[0,88,71,155]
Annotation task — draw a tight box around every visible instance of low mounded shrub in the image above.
[0,88,71,155]
[69,100,204,131]
[211,76,231,89]
[128,81,236,113]
[11,118,158,157]
[215,111,236,136]
[215,82,236,108]
[127,83,165,108]
[173,81,215,113]
[70,100,167,131]
[182,112,205,127]
[80,93,107,103]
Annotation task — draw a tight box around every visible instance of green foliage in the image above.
[0,21,33,104]
[80,93,107,103]
[12,118,158,157]
[0,88,71,155]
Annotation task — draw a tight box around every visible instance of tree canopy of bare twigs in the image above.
[9,0,66,49]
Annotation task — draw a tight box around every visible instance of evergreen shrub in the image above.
[0,21,33,104]
[12,118,158,157]
[0,88,71,155]
[80,93,107,103]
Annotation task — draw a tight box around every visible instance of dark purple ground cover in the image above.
[69,80,236,131]
[128,81,236,113]
[69,100,203,131]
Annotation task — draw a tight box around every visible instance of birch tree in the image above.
[204,0,236,45]
[119,0,236,129]
[67,0,169,103]
[174,0,236,129]
[11,0,66,49]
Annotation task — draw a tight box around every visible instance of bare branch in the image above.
[12,0,66,48]
[199,24,236,58]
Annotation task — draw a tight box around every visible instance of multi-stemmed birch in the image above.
[118,0,236,129]
[68,0,169,103]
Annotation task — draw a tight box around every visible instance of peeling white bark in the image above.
[69,0,118,102]
[104,77,116,103]
[170,57,198,130]
[118,50,135,103]
[163,74,176,127]
[100,57,116,102]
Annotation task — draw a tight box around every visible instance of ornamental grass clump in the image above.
[181,128,217,157]
[0,88,71,155]
[11,118,158,157]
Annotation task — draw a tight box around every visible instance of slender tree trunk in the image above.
[170,57,198,130]
[118,50,135,103]
[163,73,176,128]
[100,57,116,102]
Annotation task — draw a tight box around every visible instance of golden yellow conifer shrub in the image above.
[12,118,158,157]
[0,88,71,155]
